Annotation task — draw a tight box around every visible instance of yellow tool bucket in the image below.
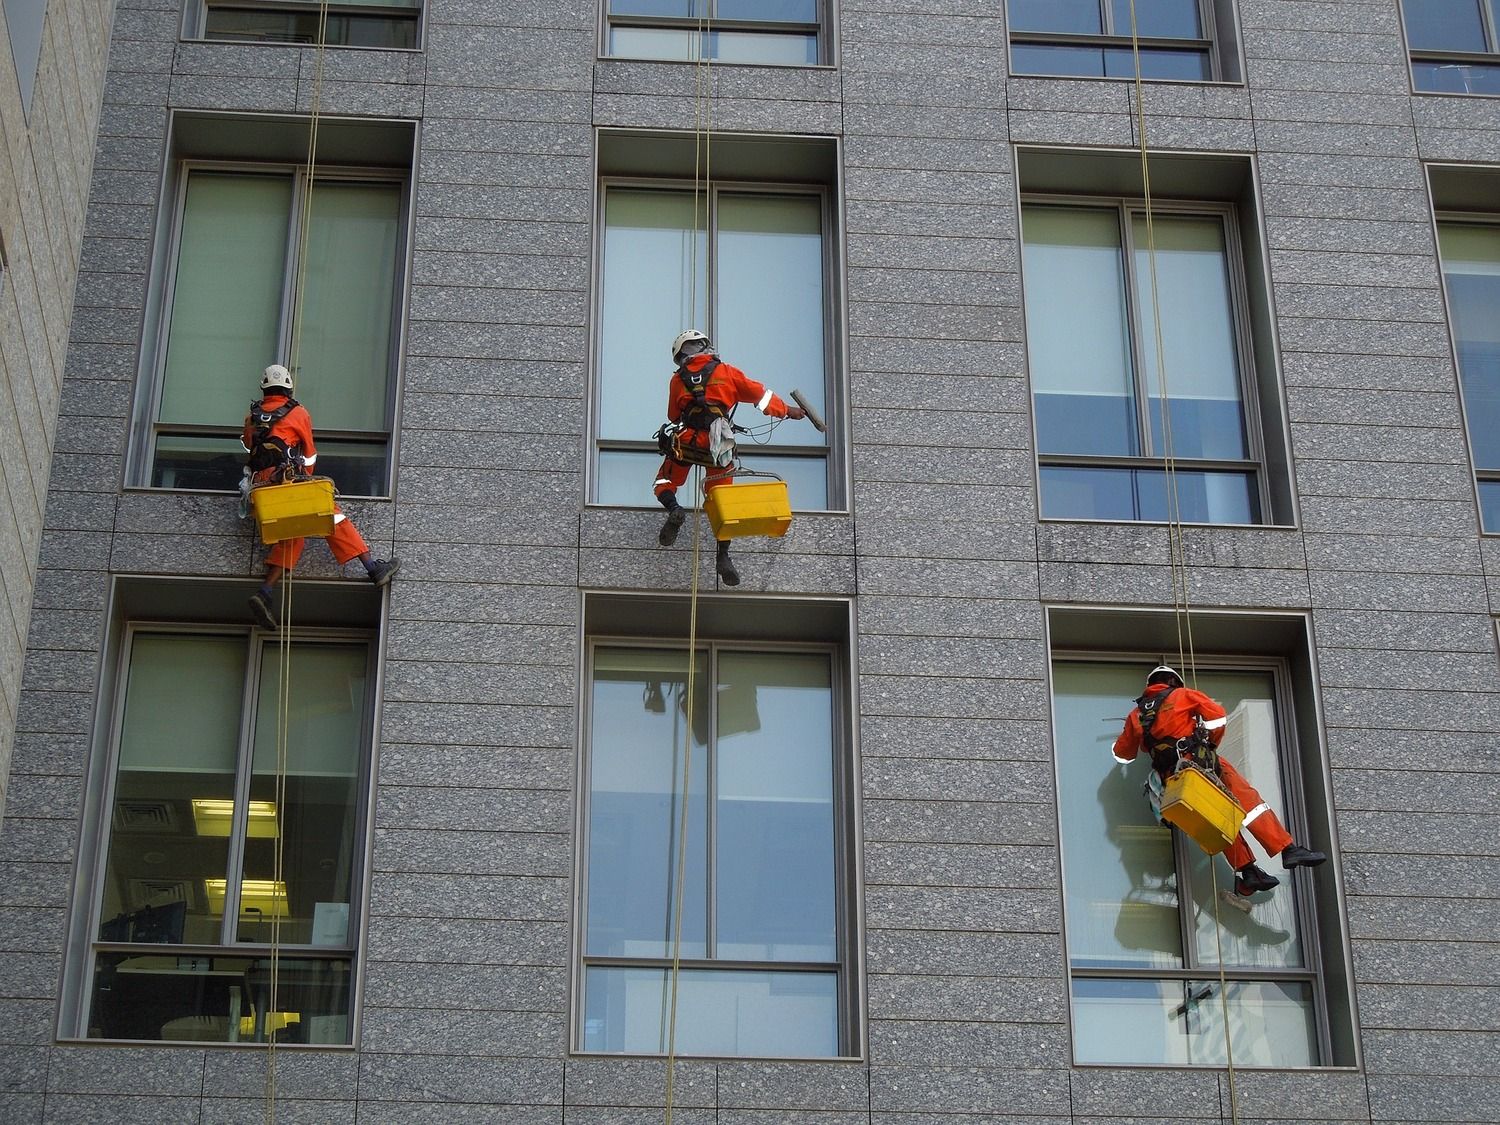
[1160,765,1245,855]
[705,480,792,540]
[249,479,336,545]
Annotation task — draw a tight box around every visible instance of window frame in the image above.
[1434,209,1500,531]
[1020,192,1271,525]
[1007,0,1223,82]
[1401,0,1500,96]
[601,0,828,67]
[134,157,411,497]
[66,620,378,1045]
[574,634,859,1059]
[589,174,842,511]
[1050,649,1338,1067]
[186,0,424,50]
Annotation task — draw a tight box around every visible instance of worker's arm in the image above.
[665,378,683,424]
[1112,711,1143,764]
[290,406,318,469]
[1182,688,1228,746]
[727,365,799,418]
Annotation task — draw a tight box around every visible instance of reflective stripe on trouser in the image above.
[1218,757,1294,871]
[267,505,369,570]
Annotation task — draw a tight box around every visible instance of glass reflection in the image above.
[1072,978,1317,1066]
[587,649,709,958]
[583,966,837,1056]
[89,952,351,1044]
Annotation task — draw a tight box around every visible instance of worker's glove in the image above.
[785,405,807,421]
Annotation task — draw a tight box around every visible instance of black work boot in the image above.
[715,541,740,586]
[368,558,401,587]
[659,505,687,547]
[249,590,277,631]
[1279,844,1327,869]
[1234,863,1280,897]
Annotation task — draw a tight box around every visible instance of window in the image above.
[1051,650,1348,1066]
[1436,218,1500,527]
[578,632,853,1057]
[1402,0,1500,95]
[191,0,421,48]
[1007,0,1240,81]
[134,116,413,496]
[604,1,824,66]
[593,134,839,510]
[1021,200,1266,522]
[4,0,46,115]
[77,625,374,1044]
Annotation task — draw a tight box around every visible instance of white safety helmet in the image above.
[261,363,294,392]
[671,329,712,362]
[1147,665,1183,687]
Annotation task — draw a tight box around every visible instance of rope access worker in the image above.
[243,364,399,630]
[653,330,806,586]
[1112,666,1326,899]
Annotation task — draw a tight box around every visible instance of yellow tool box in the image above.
[705,480,792,540]
[249,479,336,545]
[1160,765,1245,855]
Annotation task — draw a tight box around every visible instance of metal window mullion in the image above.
[705,185,718,342]
[1217,205,1272,524]
[584,953,840,973]
[1118,202,1156,458]
[1009,31,1213,51]
[280,172,310,366]
[140,167,199,485]
[223,634,267,944]
[1070,964,1318,984]
[830,647,853,1056]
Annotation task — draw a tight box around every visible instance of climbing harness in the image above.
[246,397,304,475]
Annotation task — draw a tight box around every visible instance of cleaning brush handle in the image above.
[790,389,827,433]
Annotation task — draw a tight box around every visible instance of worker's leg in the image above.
[1217,758,1294,857]
[704,465,739,586]
[251,539,305,628]
[655,456,692,546]
[325,506,400,586]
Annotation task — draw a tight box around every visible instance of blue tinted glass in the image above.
[587,649,709,959]
[719,0,818,19]
[1011,43,1107,76]
[1403,0,1487,51]
[584,967,838,1056]
[1413,59,1500,93]
[1110,0,1202,37]
[1072,978,1316,1065]
[1440,226,1500,469]
[612,0,703,15]
[1480,480,1500,530]
[1035,393,1138,455]
[1104,46,1212,79]
[1009,0,1103,33]
[1041,466,1256,523]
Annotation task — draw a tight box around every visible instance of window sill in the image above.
[569,1048,864,1063]
[596,55,836,71]
[125,485,394,503]
[181,35,423,54]
[1007,70,1243,87]
[1037,514,1293,531]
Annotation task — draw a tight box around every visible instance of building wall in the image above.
[0,0,1496,1120]
[0,1,114,817]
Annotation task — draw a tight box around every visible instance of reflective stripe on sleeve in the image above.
[756,389,773,411]
[332,512,346,525]
[1112,752,1133,764]
[654,478,672,487]
[303,454,317,466]
[1242,802,1270,825]
[1201,716,1227,730]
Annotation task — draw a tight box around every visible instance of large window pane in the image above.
[583,967,837,1056]
[1405,0,1488,51]
[1110,0,1202,38]
[99,635,247,947]
[244,643,367,946]
[1009,0,1103,34]
[1023,206,1139,457]
[1040,466,1257,524]
[587,648,709,959]
[717,193,828,452]
[1439,223,1500,476]
[1103,46,1211,79]
[716,652,835,962]
[1054,662,1183,971]
[1072,979,1317,1066]
[600,190,706,444]
[89,952,351,1044]
[161,174,291,427]
[296,182,401,433]
[1132,214,1249,460]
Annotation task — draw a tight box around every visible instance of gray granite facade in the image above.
[0,0,1497,1120]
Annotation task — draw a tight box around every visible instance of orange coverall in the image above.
[1112,683,1294,871]
[653,354,791,501]
[242,392,368,571]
